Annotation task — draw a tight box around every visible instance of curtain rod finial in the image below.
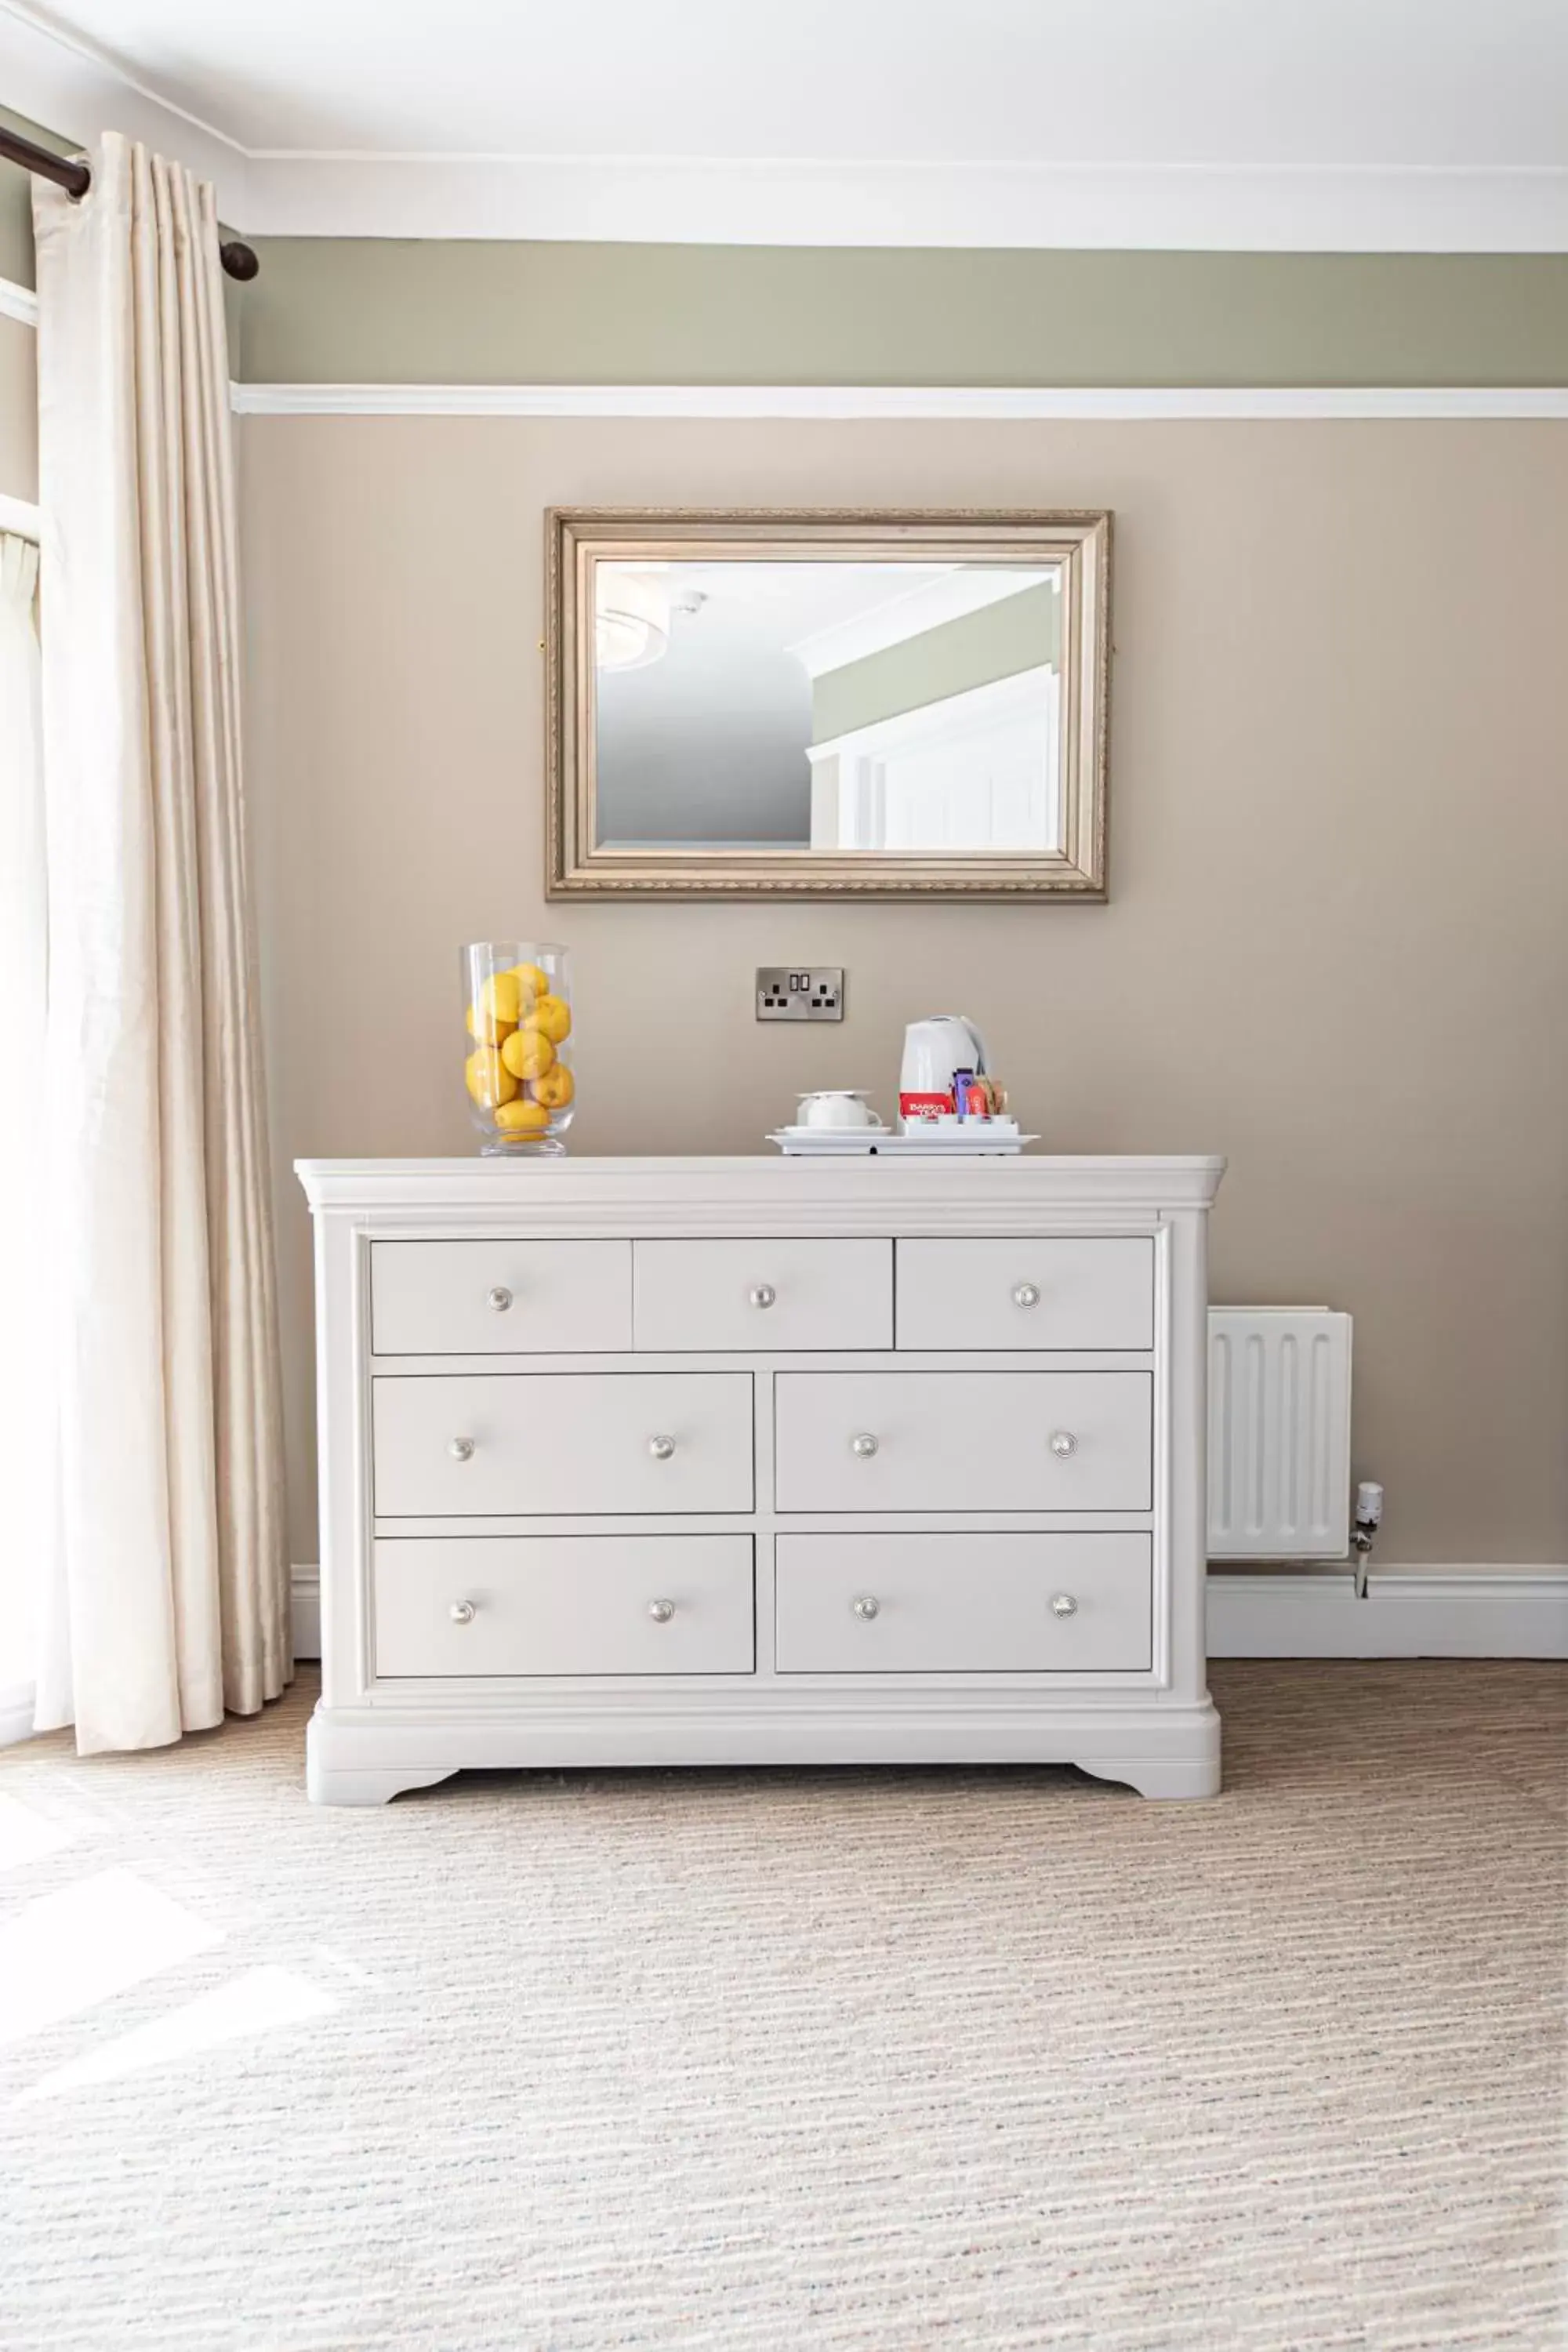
[220,240,260,283]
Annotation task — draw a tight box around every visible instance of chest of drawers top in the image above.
[296,1153,1226,1238]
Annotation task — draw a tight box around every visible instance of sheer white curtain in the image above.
[25,132,289,1752]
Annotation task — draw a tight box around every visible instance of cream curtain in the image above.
[31,133,289,1752]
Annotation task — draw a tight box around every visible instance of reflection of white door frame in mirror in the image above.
[546,510,1111,901]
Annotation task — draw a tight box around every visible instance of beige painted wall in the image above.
[240,415,1568,1568]
[0,314,36,501]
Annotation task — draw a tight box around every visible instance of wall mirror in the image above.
[546,510,1111,899]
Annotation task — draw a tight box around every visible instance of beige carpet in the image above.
[1,1661,1563,2351]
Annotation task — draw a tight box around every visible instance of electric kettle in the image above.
[899,1014,988,1125]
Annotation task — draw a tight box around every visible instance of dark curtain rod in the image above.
[0,123,260,281]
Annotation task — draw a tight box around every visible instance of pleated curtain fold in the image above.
[29,132,289,1751]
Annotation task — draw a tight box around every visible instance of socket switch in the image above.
[757,967,844,1022]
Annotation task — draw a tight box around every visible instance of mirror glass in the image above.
[592,561,1064,854]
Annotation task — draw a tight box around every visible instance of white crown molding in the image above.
[287,1564,1568,1665]
[0,276,38,326]
[3,12,1567,250]
[230,154,1568,252]
[231,382,1568,421]
[0,5,247,222]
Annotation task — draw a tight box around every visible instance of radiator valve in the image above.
[1350,1480,1384,1599]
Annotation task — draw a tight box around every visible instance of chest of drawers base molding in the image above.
[299,1154,1225,1804]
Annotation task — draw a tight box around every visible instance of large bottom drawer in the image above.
[374,1536,756,1677]
[775,1532,1152,1673]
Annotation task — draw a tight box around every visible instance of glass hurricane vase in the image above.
[461,942,574,1154]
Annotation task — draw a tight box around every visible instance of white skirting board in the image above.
[289,1565,1568,1665]
[1207,1570,1568,1659]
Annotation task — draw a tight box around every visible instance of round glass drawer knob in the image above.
[749,1283,777,1309]
[851,1432,879,1459]
[449,1600,477,1625]
[486,1286,513,1313]
[448,1436,475,1461]
[648,1434,677,1461]
[1048,1430,1078,1457]
[851,1594,880,1621]
[648,1598,677,1624]
[1013,1282,1041,1308]
[1050,1593,1078,1619]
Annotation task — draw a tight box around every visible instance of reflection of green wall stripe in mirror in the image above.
[811,582,1060,744]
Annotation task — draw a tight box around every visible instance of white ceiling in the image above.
[3,0,1566,247]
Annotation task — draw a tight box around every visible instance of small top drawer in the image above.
[634,1239,892,1352]
[896,1238,1153,1351]
[371,1240,631,1355]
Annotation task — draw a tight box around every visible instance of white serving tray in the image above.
[768,1123,1037,1157]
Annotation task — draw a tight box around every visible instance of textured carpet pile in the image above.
[1,1661,1563,2350]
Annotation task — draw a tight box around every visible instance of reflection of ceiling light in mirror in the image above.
[596,570,671,671]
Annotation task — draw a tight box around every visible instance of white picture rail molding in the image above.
[0,491,43,543]
[228,383,1568,422]
[0,278,38,329]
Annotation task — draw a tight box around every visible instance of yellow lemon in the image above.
[500,1026,555,1082]
[530,1063,575,1111]
[464,1047,517,1108]
[466,998,515,1046]
[478,970,524,1028]
[507,961,550,1005]
[493,1097,550,1139]
[528,993,572,1045]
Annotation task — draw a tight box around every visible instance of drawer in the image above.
[775,1370,1152,1512]
[375,1536,755,1677]
[775,1533,1152,1673]
[372,1373,753,1515]
[896,1238,1153,1351]
[371,1240,631,1355]
[634,1239,891,1352]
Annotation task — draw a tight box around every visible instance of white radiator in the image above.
[1207,1309,1352,1559]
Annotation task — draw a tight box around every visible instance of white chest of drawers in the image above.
[297,1154,1225,1804]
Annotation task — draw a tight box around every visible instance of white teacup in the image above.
[797,1091,883,1131]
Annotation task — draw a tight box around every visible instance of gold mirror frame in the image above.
[546,508,1111,901]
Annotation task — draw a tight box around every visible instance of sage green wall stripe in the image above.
[238,241,1568,388]
[0,170,31,290]
[813,584,1059,742]
[0,106,81,289]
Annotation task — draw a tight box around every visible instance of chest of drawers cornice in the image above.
[297,1154,1225,1804]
